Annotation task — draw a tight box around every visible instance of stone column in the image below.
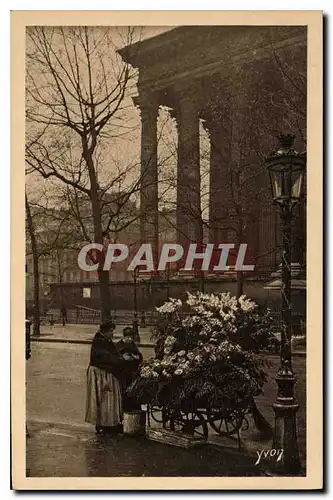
[207,123,232,245]
[134,95,159,269]
[175,94,202,254]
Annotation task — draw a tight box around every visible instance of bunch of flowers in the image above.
[127,292,278,410]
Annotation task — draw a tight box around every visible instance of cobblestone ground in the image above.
[26,425,263,477]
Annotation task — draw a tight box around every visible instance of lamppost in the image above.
[132,267,140,344]
[265,134,306,474]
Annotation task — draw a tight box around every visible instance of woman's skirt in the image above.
[85,365,122,427]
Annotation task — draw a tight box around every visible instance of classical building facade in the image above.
[27,26,307,321]
[118,25,307,273]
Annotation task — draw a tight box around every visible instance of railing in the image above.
[39,305,305,332]
[71,305,101,324]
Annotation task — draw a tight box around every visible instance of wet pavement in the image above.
[26,342,154,425]
[26,423,263,477]
[26,342,306,476]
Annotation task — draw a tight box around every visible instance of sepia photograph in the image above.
[11,10,322,490]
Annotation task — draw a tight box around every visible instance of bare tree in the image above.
[25,185,81,325]
[25,192,41,335]
[25,26,142,321]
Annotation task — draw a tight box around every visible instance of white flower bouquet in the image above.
[127,292,278,410]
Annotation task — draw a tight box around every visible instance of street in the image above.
[27,424,263,477]
[26,342,154,425]
[26,342,306,476]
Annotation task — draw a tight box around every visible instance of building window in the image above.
[83,287,91,298]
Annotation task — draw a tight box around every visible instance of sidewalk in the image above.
[32,324,155,347]
[31,324,305,355]
[26,420,267,477]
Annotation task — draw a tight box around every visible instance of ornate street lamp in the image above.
[265,134,306,475]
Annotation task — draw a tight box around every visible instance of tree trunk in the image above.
[97,269,111,322]
[91,191,111,323]
[236,218,244,298]
[200,271,205,293]
[84,143,111,323]
[25,193,40,336]
[56,251,66,326]
[236,272,244,298]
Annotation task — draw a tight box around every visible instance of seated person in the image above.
[117,327,143,412]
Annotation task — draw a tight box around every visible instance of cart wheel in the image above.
[149,406,165,423]
[208,410,245,437]
[170,411,208,439]
[149,406,170,428]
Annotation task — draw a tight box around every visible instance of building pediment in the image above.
[118,25,306,94]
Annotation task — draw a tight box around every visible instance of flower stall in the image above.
[127,292,279,446]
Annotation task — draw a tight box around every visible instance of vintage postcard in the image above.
[11,10,323,490]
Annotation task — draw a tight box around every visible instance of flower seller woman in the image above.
[85,320,125,434]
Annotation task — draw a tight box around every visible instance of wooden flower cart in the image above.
[148,405,253,447]
[143,387,255,448]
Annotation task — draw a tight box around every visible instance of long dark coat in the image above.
[89,332,126,380]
